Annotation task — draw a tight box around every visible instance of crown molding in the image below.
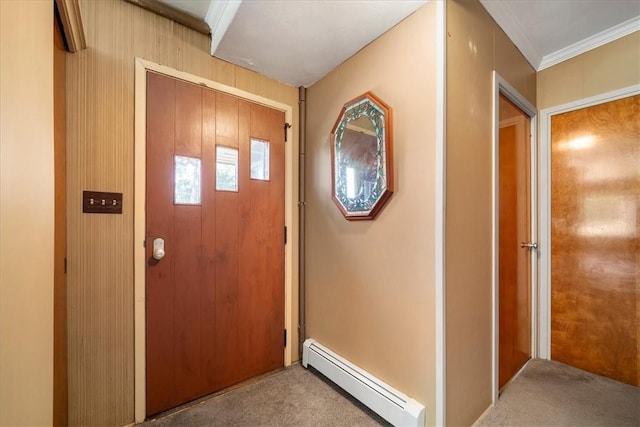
[538,16,640,71]
[205,0,243,55]
[479,0,542,69]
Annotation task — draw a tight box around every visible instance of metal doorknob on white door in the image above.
[153,238,165,260]
[520,242,538,250]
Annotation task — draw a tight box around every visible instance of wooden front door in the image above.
[145,72,285,416]
[551,94,639,386]
[498,93,532,391]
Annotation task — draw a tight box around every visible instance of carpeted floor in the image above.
[142,364,389,427]
[142,359,639,427]
[475,359,640,427]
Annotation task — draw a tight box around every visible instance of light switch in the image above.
[83,191,123,214]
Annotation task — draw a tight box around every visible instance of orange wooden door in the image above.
[145,72,285,416]
[551,94,639,386]
[498,94,532,390]
[53,17,68,427]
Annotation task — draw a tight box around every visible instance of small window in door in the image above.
[174,155,201,205]
[250,138,270,181]
[216,146,239,192]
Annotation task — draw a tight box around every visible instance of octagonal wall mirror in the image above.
[331,91,394,220]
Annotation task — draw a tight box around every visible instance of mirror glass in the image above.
[331,92,393,220]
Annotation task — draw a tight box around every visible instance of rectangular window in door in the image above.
[250,138,270,181]
[216,146,239,192]
[174,155,201,205]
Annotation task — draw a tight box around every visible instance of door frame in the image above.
[133,58,296,423]
[537,83,640,360]
[491,72,538,403]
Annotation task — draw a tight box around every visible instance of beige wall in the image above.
[66,1,298,424]
[538,32,640,109]
[0,1,54,425]
[445,0,536,425]
[305,3,437,425]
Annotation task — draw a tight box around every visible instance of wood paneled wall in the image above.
[66,1,297,424]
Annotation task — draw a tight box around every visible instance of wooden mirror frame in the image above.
[330,91,394,220]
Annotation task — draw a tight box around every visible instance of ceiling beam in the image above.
[205,0,242,55]
[124,0,211,35]
[54,0,86,53]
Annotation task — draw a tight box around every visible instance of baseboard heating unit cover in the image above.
[302,339,425,427]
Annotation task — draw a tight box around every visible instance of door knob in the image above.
[153,238,165,260]
[520,242,538,250]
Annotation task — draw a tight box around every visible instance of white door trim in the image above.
[537,84,640,360]
[491,72,538,404]
[133,58,296,423]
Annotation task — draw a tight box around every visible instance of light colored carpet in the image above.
[142,364,389,427]
[475,359,640,427]
[142,359,639,426]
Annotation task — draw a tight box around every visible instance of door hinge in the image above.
[284,329,287,347]
[64,257,67,274]
[284,122,292,142]
[284,226,287,245]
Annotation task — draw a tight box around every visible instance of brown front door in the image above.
[145,72,285,416]
[498,93,532,391]
[551,94,639,386]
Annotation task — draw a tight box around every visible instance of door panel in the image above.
[146,72,177,413]
[551,94,639,386]
[201,88,217,393]
[146,72,285,416]
[173,80,205,403]
[213,92,241,390]
[498,94,532,391]
[245,103,285,376]
[53,17,68,427]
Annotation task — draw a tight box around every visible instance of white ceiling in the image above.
[213,1,427,88]
[480,0,640,70]
[158,0,640,86]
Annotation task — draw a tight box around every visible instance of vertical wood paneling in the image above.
[145,72,176,415]
[213,93,241,390]
[66,0,297,424]
[266,107,286,370]
[200,87,218,393]
[237,100,255,379]
[172,80,204,403]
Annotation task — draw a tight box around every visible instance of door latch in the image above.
[153,238,166,260]
[520,242,538,250]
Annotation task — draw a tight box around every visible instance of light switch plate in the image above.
[82,191,123,214]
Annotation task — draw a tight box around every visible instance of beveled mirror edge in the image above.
[330,91,394,221]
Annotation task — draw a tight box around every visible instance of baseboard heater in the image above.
[302,339,425,427]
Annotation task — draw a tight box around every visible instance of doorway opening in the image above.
[492,72,538,402]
